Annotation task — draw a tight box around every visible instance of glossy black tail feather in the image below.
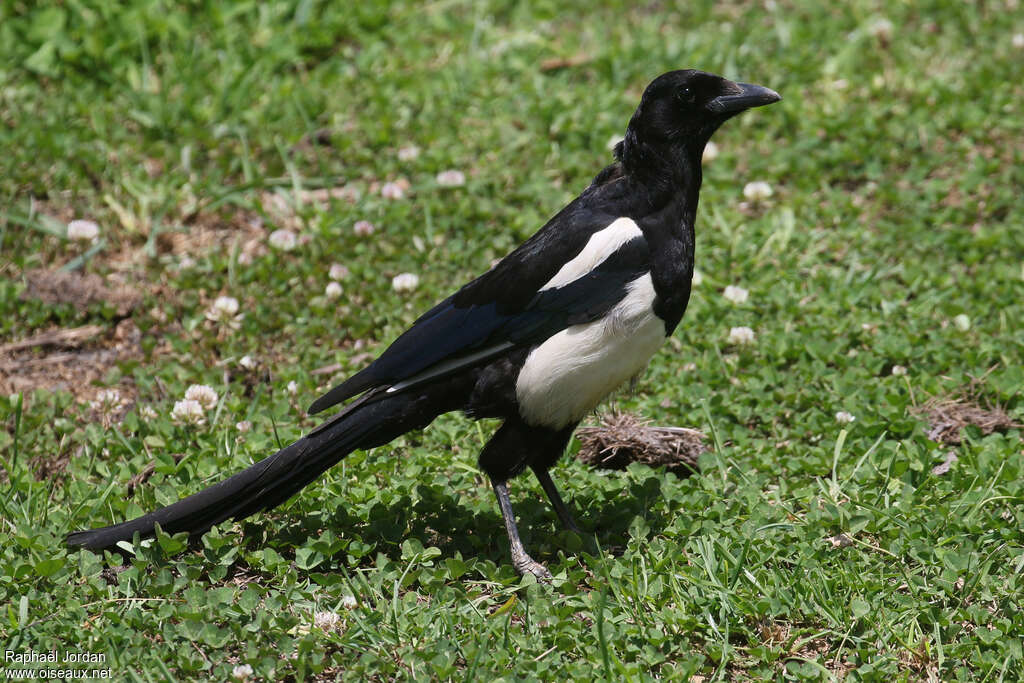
[66,384,461,551]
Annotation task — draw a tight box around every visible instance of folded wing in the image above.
[308,216,649,414]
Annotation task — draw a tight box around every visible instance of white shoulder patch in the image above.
[540,217,642,291]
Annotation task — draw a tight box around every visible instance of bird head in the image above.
[623,70,780,156]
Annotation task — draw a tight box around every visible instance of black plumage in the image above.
[67,70,780,578]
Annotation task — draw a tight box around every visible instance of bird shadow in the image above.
[257,467,687,571]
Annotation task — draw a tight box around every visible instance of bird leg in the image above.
[530,464,582,534]
[491,479,552,579]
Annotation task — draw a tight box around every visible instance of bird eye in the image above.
[676,87,695,105]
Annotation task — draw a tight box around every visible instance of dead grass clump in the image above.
[914,389,1021,446]
[576,412,705,475]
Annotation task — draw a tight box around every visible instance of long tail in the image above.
[66,386,450,551]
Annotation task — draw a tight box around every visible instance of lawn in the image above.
[2,1,1022,680]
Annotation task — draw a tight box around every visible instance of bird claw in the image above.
[513,555,553,580]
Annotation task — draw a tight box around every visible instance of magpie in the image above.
[67,70,780,578]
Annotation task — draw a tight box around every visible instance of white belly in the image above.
[515,273,665,429]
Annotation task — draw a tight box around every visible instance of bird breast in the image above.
[515,272,665,429]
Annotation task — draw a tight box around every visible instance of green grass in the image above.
[2,0,1023,680]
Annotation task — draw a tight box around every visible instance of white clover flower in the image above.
[268,229,298,251]
[206,296,240,324]
[287,380,298,395]
[606,134,623,151]
[723,285,749,305]
[91,389,123,409]
[99,388,121,402]
[171,399,205,425]
[392,273,420,292]
[67,219,100,242]
[184,384,218,410]
[177,255,196,270]
[835,411,856,424]
[353,220,375,237]
[90,389,125,423]
[743,181,773,201]
[702,141,720,163]
[231,664,253,680]
[868,17,894,40]
[1014,33,1024,49]
[139,405,158,420]
[380,182,406,200]
[891,365,907,376]
[313,611,341,631]
[953,314,971,331]
[235,420,252,433]
[397,145,421,161]
[340,595,357,609]
[728,326,755,345]
[209,298,241,321]
[325,281,343,299]
[239,355,256,369]
[436,170,466,187]
[691,269,703,286]
[329,263,350,280]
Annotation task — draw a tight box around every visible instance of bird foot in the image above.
[513,554,553,580]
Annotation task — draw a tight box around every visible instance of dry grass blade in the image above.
[0,325,105,354]
[576,412,705,475]
[539,54,592,72]
[126,454,186,495]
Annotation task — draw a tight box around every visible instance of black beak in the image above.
[707,81,781,115]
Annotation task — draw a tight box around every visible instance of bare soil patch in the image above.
[153,207,269,264]
[0,318,142,405]
[21,268,141,316]
[5,268,147,405]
